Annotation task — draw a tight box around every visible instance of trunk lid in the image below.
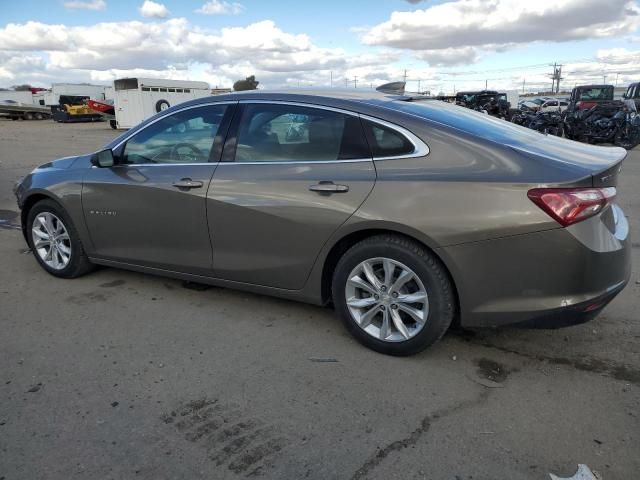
[508,136,626,187]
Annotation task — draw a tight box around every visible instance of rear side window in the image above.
[362,120,415,158]
[234,104,370,162]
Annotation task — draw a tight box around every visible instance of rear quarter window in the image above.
[363,120,414,158]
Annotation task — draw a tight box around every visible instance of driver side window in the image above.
[122,105,227,164]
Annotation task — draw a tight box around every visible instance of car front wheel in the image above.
[27,199,94,278]
[332,235,455,356]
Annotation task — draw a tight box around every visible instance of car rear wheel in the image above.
[27,199,94,278]
[332,235,455,356]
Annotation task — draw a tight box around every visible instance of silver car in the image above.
[14,89,631,355]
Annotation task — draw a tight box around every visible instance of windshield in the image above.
[578,87,613,101]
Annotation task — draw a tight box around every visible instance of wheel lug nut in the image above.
[374,294,379,300]
[392,292,398,298]
[391,304,398,310]
[380,305,386,310]
[381,285,387,292]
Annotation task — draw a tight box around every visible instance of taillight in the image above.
[527,187,616,227]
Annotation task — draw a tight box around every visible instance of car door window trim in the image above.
[110,99,429,166]
[222,100,429,164]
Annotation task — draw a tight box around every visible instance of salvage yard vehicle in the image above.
[455,90,512,119]
[623,82,640,110]
[519,98,544,112]
[51,95,103,123]
[512,110,564,136]
[539,99,569,113]
[561,84,640,147]
[13,88,631,356]
[564,100,640,149]
[567,84,614,111]
[87,99,116,129]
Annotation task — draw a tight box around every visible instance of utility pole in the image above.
[330,71,333,88]
[615,72,619,87]
[556,64,562,93]
[418,79,421,93]
[522,78,525,94]
[403,70,407,83]
[485,79,488,89]
[353,76,358,88]
[548,63,564,94]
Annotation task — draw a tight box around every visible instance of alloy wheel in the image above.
[31,212,72,270]
[345,257,429,342]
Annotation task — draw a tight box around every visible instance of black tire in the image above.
[155,99,170,113]
[109,119,117,129]
[26,199,94,279]
[332,234,455,356]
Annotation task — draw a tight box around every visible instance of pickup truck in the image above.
[567,84,614,111]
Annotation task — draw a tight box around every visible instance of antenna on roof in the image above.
[376,81,406,95]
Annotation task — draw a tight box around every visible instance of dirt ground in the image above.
[0,118,638,480]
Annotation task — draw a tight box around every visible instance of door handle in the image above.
[172,178,203,189]
[309,181,349,193]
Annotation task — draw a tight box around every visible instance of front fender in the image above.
[17,171,92,254]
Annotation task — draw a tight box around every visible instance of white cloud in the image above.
[416,47,481,67]
[0,18,360,88]
[362,0,640,61]
[63,0,106,10]
[195,0,244,15]
[139,0,169,18]
[596,47,640,65]
[1,9,638,93]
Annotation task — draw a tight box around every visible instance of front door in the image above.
[207,102,376,290]
[82,103,233,275]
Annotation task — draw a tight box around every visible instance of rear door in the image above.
[206,101,376,289]
[82,102,234,275]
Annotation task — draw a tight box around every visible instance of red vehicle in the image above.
[568,85,614,110]
[87,99,115,116]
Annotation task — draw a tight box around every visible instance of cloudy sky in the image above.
[1,0,640,94]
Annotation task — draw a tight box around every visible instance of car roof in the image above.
[575,84,612,89]
[204,88,408,104]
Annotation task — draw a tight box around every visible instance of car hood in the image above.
[36,155,80,170]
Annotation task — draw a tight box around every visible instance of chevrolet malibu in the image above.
[14,89,631,356]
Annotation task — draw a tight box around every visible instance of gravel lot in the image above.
[0,118,638,480]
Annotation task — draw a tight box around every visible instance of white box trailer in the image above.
[113,78,210,129]
[43,83,108,106]
[0,90,35,105]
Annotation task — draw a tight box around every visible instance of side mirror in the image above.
[91,148,115,168]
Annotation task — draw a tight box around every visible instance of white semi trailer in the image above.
[43,83,108,106]
[112,78,210,129]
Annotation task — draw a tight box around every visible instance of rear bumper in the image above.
[509,280,627,329]
[439,204,631,328]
